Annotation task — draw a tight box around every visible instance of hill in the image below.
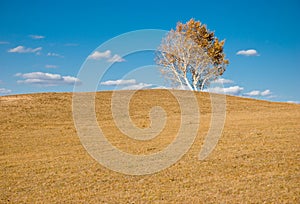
[1,90,299,203]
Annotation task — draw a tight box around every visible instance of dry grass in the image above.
[1,90,300,203]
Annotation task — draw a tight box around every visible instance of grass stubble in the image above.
[1,90,299,203]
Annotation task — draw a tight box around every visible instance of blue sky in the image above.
[0,0,299,103]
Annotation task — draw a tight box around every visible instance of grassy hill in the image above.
[1,90,299,203]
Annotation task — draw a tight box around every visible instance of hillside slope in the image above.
[1,90,300,203]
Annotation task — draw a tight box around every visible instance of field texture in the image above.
[1,90,300,203]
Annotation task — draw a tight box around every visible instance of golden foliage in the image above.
[176,18,229,67]
[156,18,229,90]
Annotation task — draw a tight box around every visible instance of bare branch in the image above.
[156,19,229,91]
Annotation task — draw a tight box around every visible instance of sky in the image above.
[0,0,299,103]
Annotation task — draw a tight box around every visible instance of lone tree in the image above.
[156,19,229,91]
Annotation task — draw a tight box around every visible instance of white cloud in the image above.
[244,89,272,97]
[8,46,42,53]
[260,89,272,96]
[100,79,136,86]
[212,78,234,84]
[236,49,259,56]
[19,72,61,80]
[206,86,244,95]
[45,64,58,68]
[16,72,80,86]
[0,41,9,44]
[100,78,153,90]
[286,101,300,104]
[244,90,260,96]
[0,88,11,94]
[88,50,125,62]
[29,35,45,39]
[151,86,167,89]
[122,83,153,90]
[62,76,80,84]
[107,54,125,62]
[88,50,111,60]
[47,52,64,58]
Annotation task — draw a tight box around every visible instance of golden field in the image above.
[1,90,300,203]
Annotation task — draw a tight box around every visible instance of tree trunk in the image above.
[193,83,198,91]
[184,77,194,91]
[200,77,209,91]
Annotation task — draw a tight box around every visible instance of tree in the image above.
[156,19,229,91]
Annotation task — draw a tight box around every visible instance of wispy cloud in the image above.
[151,86,167,89]
[206,86,244,95]
[100,79,136,86]
[8,46,42,53]
[45,64,58,68]
[47,52,64,58]
[0,41,9,44]
[0,88,11,94]
[107,54,126,62]
[100,78,277,100]
[286,101,300,104]
[236,49,259,56]
[88,50,125,62]
[212,78,234,84]
[29,35,45,39]
[89,50,111,60]
[16,72,80,86]
[206,83,274,99]
[244,89,272,97]
[122,82,153,90]
[100,78,154,90]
